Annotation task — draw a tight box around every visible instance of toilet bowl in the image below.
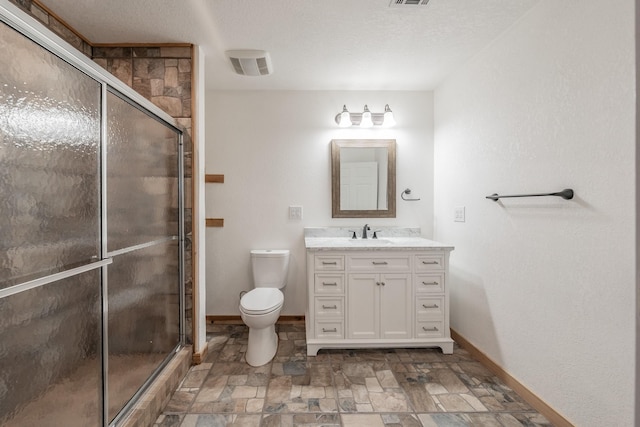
[240,288,284,366]
[239,249,289,367]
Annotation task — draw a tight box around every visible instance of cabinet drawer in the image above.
[348,255,411,271]
[314,273,344,294]
[416,321,445,338]
[314,297,344,318]
[416,296,444,320]
[314,255,345,271]
[415,254,445,271]
[415,273,445,293]
[316,321,344,339]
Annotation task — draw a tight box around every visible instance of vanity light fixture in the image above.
[335,104,396,127]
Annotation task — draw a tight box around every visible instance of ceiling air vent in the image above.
[389,0,430,6]
[226,50,273,76]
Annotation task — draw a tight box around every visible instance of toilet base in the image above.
[245,325,278,367]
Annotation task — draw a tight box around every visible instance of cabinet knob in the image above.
[422,326,439,332]
[372,261,388,265]
[322,305,337,309]
[323,282,338,286]
[422,261,439,265]
[322,328,337,333]
[322,261,337,265]
[422,281,439,286]
[422,304,439,309]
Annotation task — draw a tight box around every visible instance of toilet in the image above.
[239,249,289,366]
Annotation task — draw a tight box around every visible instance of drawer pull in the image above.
[372,261,388,265]
[322,305,337,309]
[422,304,439,309]
[422,261,439,265]
[422,281,439,286]
[422,326,439,332]
[322,261,338,265]
[322,282,338,286]
[322,328,337,333]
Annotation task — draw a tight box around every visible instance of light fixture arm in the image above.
[335,112,386,126]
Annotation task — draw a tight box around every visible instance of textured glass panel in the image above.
[107,240,180,421]
[0,269,101,426]
[107,92,179,252]
[0,22,101,288]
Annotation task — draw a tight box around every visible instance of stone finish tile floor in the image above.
[155,323,552,427]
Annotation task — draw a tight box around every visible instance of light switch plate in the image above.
[454,206,465,222]
[289,206,303,221]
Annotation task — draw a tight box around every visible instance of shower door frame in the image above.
[0,1,186,426]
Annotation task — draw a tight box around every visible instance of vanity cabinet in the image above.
[305,245,454,356]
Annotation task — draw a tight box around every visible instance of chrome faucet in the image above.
[362,224,371,239]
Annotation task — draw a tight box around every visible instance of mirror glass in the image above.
[331,139,396,218]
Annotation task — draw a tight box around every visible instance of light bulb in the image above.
[360,105,373,128]
[338,105,352,127]
[383,104,396,127]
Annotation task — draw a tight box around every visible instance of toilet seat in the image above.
[240,288,284,315]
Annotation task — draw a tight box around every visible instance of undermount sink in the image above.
[347,239,392,245]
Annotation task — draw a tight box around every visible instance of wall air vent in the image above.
[226,50,273,76]
[389,0,430,6]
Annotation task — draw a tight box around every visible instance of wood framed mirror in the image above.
[331,139,396,218]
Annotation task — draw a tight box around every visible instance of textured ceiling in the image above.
[38,0,540,91]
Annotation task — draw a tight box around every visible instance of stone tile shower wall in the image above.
[8,0,195,344]
[9,0,92,55]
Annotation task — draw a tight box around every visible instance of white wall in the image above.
[434,1,635,426]
[205,91,433,315]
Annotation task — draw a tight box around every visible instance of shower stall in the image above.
[0,2,184,426]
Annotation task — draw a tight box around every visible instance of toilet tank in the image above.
[251,249,290,288]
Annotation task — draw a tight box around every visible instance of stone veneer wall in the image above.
[8,0,92,56]
[7,0,195,344]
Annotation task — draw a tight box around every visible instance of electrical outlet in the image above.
[454,206,465,222]
[289,206,303,221]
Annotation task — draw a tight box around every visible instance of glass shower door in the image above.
[105,91,182,422]
[0,20,103,427]
[0,5,184,425]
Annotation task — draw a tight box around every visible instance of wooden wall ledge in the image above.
[206,218,224,227]
[205,174,224,183]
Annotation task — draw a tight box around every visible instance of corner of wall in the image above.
[192,44,207,354]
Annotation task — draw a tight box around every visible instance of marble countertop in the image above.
[303,227,453,251]
[304,236,454,251]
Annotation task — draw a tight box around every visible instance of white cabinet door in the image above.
[347,273,379,339]
[379,274,411,339]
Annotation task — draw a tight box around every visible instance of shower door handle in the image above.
[0,258,113,299]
